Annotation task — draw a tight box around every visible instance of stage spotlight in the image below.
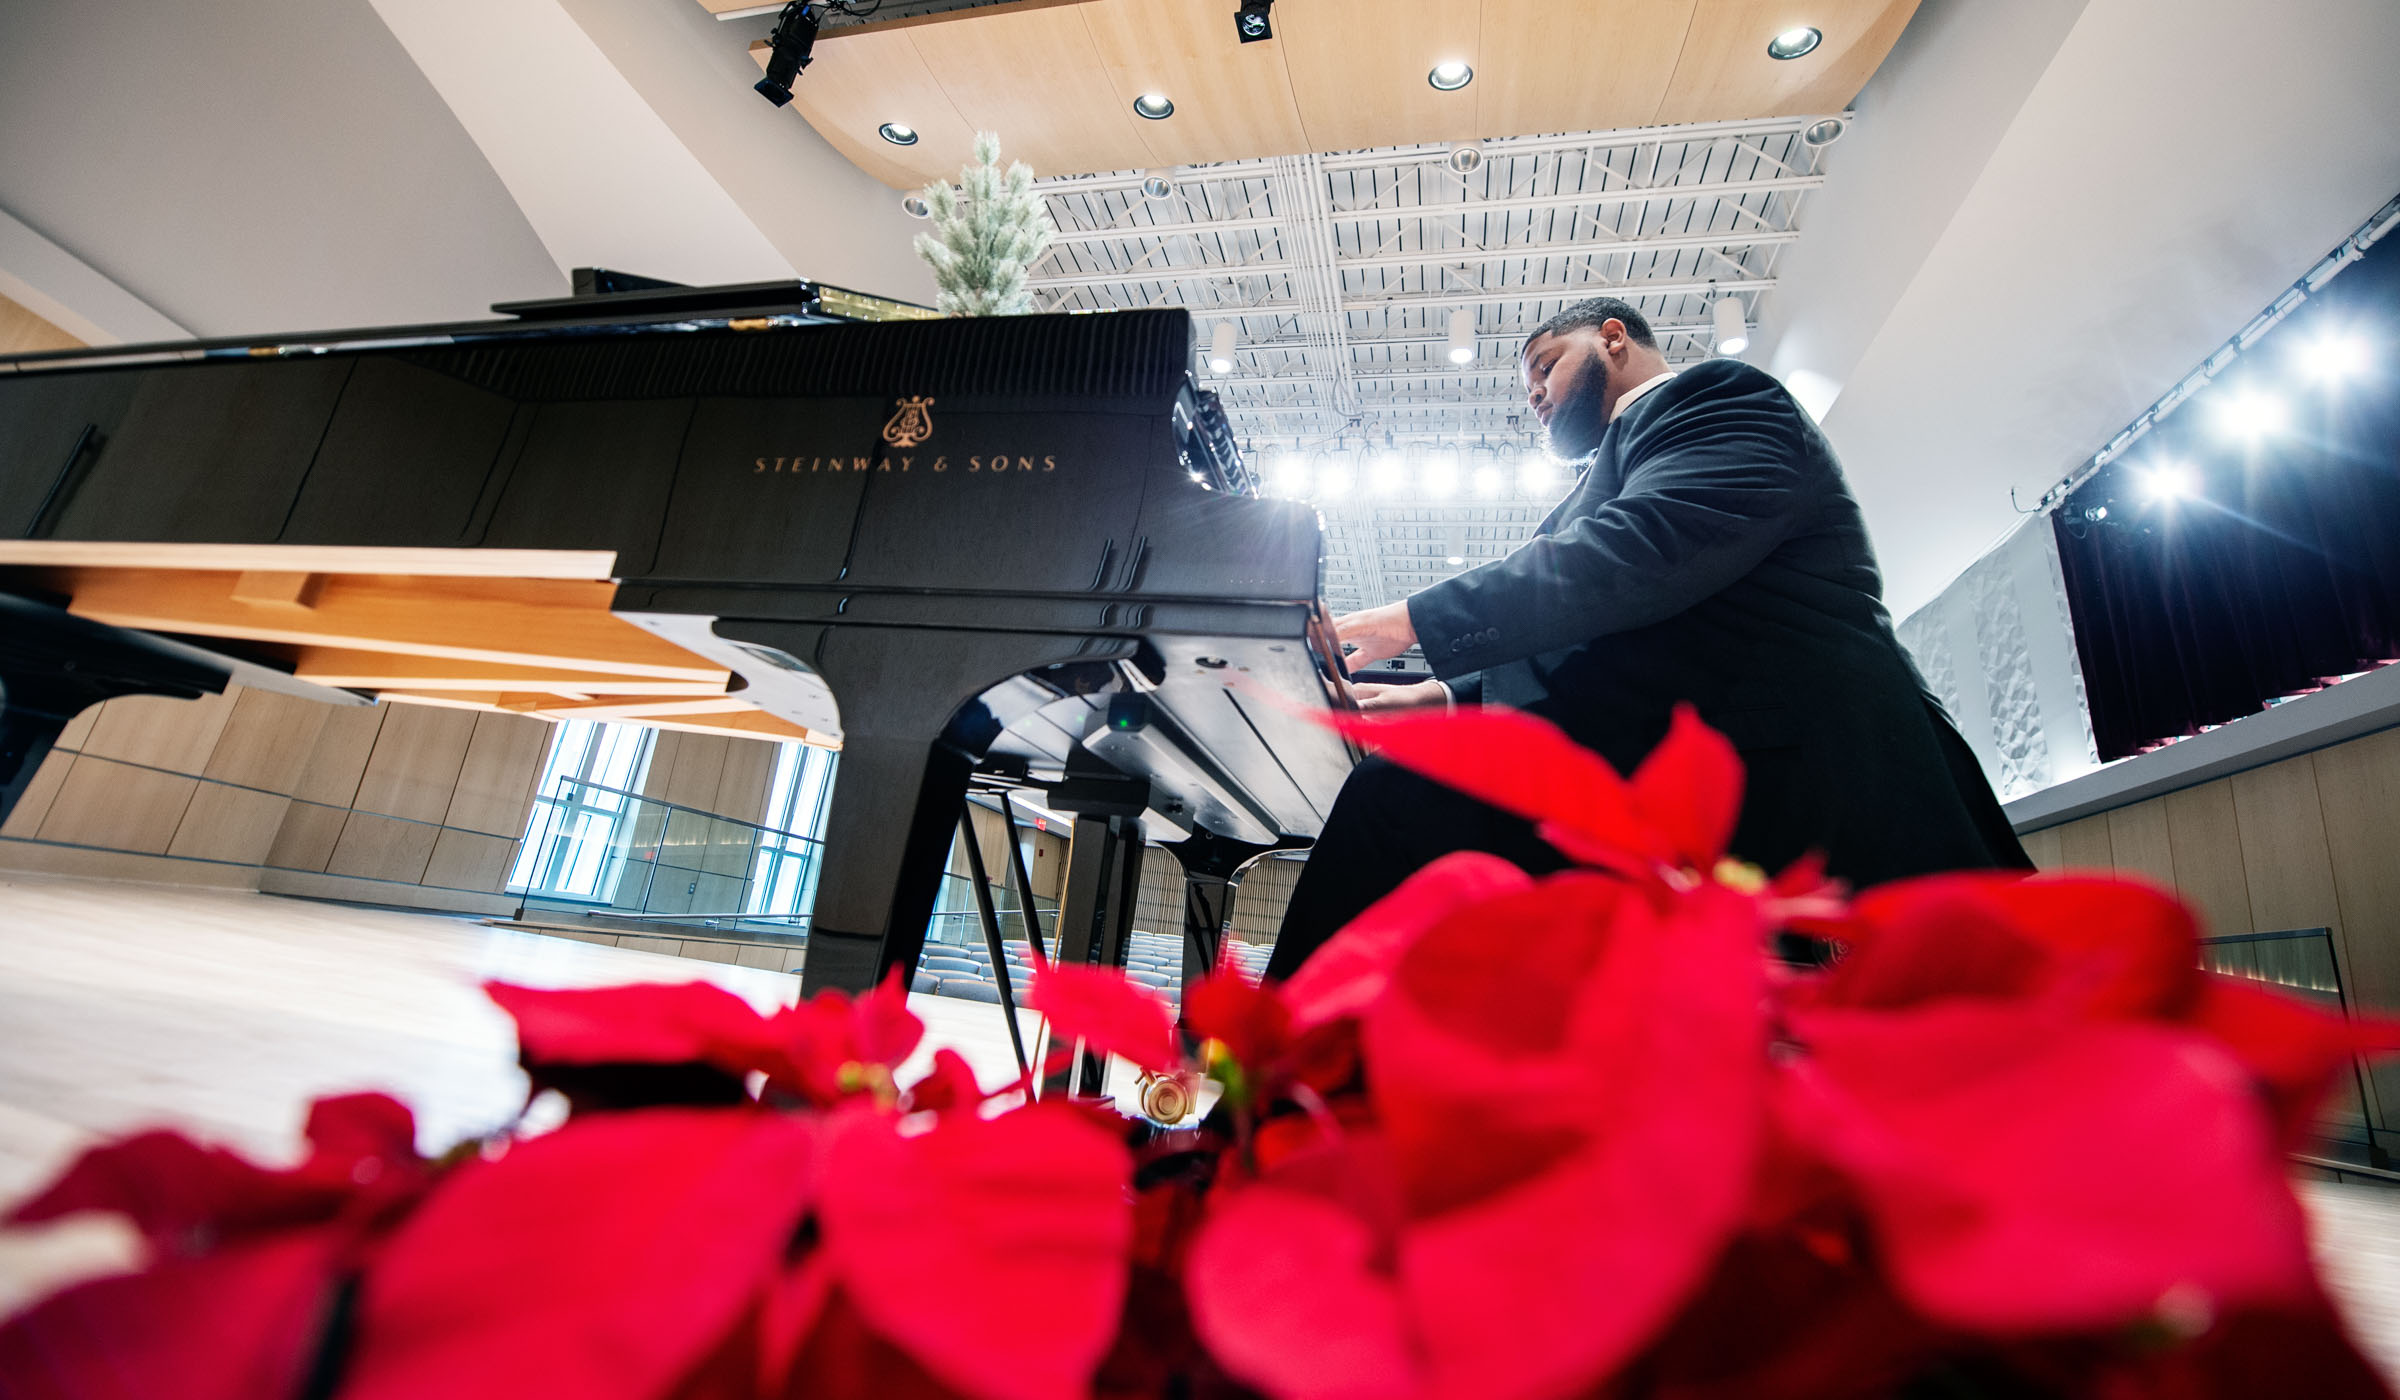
[1234,0,1273,42]
[1801,116,1846,147]
[1446,307,1476,365]
[1428,61,1473,91]
[1140,169,1176,200]
[1423,452,1459,498]
[1134,93,1175,120]
[1269,452,1309,497]
[754,2,821,108]
[2211,390,2288,442]
[1370,453,1408,496]
[877,122,918,146]
[1520,455,1559,494]
[1767,26,1822,60]
[2083,505,2109,523]
[2301,331,2372,383]
[1446,143,1484,175]
[900,192,932,218]
[1207,322,1237,374]
[1712,295,1749,356]
[1472,463,1503,497]
[2139,462,2198,503]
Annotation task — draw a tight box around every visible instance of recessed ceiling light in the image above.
[1428,61,1473,91]
[1133,93,1175,120]
[1140,168,1176,200]
[1801,116,1846,147]
[900,192,931,218]
[1445,143,1484,175]
[877,122,918,146]
[1767,26,1822,60]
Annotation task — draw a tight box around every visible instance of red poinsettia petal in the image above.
[852,970,927,1067]
[2185,976,2397,1148]
[1391,885,1770,1400]
[818,1103,1133,1400]
[1786,1003,2315,1333]
[0,1230,342,1400]
[487,980,780,1073]
[1834,874,2199,1019]
[6,1130,349,1242]
[1627,704,1744,868]
[1278,851,1533,1031]
[342,1107,819,1400]
[1326,708,1661,867]
[777,1286,975,1400]
[903,1048,987,1117]
[1186,1185,1418,1400]
[302,1092,418,1168]
[1185,967,1292,1071]
[1025,962,1180,1075]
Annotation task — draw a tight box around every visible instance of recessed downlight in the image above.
[1428,60,1473,91]
[1133,93,1175,120]
[900,192,932,219]
[1801,116,1846,147]
[1767,26,1822,59]
[877,122,918,146]
[1140,168,1176,200]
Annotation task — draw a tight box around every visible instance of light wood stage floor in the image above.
[3,871,2399,1384]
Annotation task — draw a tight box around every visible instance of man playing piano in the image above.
[1265,297,2030,979]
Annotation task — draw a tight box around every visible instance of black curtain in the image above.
[2055,231,2400,761]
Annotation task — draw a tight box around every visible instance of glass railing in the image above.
[2200,928,2376,1159]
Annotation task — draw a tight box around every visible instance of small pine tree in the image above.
[912,132,1053,316]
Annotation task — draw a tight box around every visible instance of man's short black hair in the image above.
[1524,297,1657,351]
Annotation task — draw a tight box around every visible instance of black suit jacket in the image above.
[1406,359,2026,885]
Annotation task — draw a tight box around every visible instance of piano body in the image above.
[0,279,1357,1012]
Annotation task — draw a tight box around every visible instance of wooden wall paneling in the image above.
[1655,0,1921,125]
[441,712,553,837]
[289,703,388,809]
[1276,0,1480,153]
[323,812,439,884]
[264,802,349,873]
[2052,813,2113,871]
[36,759,198,854]
[659,733,732,814]
[2162,781,2255,938]
[167,786,294,865]
[0,752,74,839]
[778,28,978,190]
[351,704,478,826]
[2105,800,2177,891]
[1473,0,1699,139]
[712,739,778,829]
[904,3,1153,179]
[2017,824,2064,872]
[203,686,337,795]
[640,731,684,803]
[2230,758,2346,936]
[0,290,81,355]
[78,691,236,775]
[1078,0,1309,167]
[54,705,99,751]
[423,828,520,894]
[2310,727,2400,1115]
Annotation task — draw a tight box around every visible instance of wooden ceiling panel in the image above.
[1472,0,1699,138]
[769,28,975,188]
[1276,0,1480,154]
[1655,0,1920,124]
[903,4,1152,178]
[1075,0,1308,168]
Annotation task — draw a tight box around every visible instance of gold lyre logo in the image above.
[881,396,936,447]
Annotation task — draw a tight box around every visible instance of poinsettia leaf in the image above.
[764,978,930,1106]
[1785,1004,2315,1332]
[852,971,927,1067]
[303,1092,418,1167]
[817,1103,1133,1400]
[1833,875,2200,1019]
[341,1107,819,1400]
[2185,976,2398,1149]
[1278,851,1533,1031]
[487,980,780,1075]
[1186,1185,1418,1400]
[1387,884,1770,1400]
[1628,704,1744,869]
[1185,967,1292,1071]
[903,1048,987,1117]
[7,1130,350,1243]
[1025,962,1180,1075]
[1326,708,1661,868]
[0,1230,344,1400]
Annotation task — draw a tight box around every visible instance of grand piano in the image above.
[0,276,1358,1031]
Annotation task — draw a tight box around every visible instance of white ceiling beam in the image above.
[1027,228,1798,290]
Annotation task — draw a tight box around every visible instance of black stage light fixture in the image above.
[754,2,822,108]
[1235,0,1273,43]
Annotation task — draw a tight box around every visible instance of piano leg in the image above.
[1050,813,1147,1097]
[1162,829,1310,1003]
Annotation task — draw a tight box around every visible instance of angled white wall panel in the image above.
[0,207,188,347]
[366,0,794,286]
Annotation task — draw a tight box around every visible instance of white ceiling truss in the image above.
[1026,113,1840,615]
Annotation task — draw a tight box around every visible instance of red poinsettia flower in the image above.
[0,1093,431,1400]
[1327,704,1744,884]
[1188,874,1771,1400]
[1026,961,1182,1075]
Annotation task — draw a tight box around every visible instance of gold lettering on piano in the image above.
[881,396,936,447]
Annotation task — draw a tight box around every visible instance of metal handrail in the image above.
[537,774,823,848]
